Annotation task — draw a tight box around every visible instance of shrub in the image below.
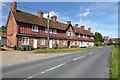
[21,45,26,51]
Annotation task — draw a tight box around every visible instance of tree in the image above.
[94,32,103,46]
[0,26,6,33]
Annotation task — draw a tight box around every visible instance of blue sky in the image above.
[0,2,118,38]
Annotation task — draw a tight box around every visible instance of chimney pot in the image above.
[67,21,71,24]
[75,24,78,28]
[11,2,17,11]
[81,26,85,30]
[88,27,91,32]
[38,11,44,18]
[51,16,57,22]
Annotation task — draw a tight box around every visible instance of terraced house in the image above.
[6,2,95,49]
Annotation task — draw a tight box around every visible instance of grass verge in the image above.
[110,47,119,79]
[34,47,97,54]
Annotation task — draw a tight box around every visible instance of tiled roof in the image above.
[12,10,94,36]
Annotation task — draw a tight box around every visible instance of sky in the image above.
[0,2,119,38]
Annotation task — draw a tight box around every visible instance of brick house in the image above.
[6,2,94,49]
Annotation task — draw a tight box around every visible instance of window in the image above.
[41,38,45,45]
[57,39,59,44]
[72,40,75,45]
[67,31,70,36]
[53,29,57,34]
[45,27,48,33]
[77,41,79,45]
[53,39,55,44]
[0,36,1,40]
[83,35,85,38]
[62,39,66,45]
[66,31,73,36]
[70,32,73,36]
[78,34,80,37]
[50,29,52,34]
[22,37,29,45]
[32,25,38,32]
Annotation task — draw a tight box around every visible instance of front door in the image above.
[33,39,37,48]
[68,41,70,48]
[49,40,53,48]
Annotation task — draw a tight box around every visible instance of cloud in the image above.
[79,9,91,17]
[43,11,59,19]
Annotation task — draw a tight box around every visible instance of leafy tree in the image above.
[94,32,104,46]
[0,26,6,33]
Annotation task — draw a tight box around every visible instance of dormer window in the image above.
[32,25,38,32]
[45,27,48,33]
[66,31,73,36]
[50,29,52,34]
[78,34,80,37]
[53,29,57,34]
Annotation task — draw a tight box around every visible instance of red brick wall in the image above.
[6,11,18,47]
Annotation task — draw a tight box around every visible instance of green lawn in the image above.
[111,47,119,79]
[34,47,97,54]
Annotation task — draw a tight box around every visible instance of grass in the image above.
[111,47,119,79]
[34,47,97,54]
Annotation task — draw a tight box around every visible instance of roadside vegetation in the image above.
[110,39,120,79]
[34,47,97,53]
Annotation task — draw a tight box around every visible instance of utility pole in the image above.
[47,12,50,49]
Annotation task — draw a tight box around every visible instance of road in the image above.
[2,46,112,79]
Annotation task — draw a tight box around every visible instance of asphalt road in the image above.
[2,46,112,79]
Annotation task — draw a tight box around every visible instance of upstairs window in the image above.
[32,25,38,32]
[66,31,73,36]
[50,29,52,34]
[53,29,57,34]
[45,27,48,33]
[83,35,85,38]
[78,34,80,37]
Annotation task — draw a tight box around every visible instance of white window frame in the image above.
[22,37,29,45]
[40,38,45,45]
[57,39,59,44]
[83,35,85,38]
[32,25,38,32]
[53,39,55,44]
[72,40,75,45]
[62,39,66,45]
[78,34,80,37]
[53,29,57,34]
[66,31,70,36]
[50,29,52,34]
[45,27,48,33]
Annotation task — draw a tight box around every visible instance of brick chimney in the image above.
[11,2,17,11]
[38,11,43,18]
[81,26,85,30]
[67,21,71,24]
[88,27,91,32]
[75,24,78,28]
[51,16,57,22]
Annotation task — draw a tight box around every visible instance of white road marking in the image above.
[41,63,65,73]
[89,53,93,55]
[25,63,66,80]
[73,56,85,61]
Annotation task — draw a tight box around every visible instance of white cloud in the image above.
[79,10,91,17]
[43,11,59,19]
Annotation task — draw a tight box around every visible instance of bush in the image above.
[21,45,26,51]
